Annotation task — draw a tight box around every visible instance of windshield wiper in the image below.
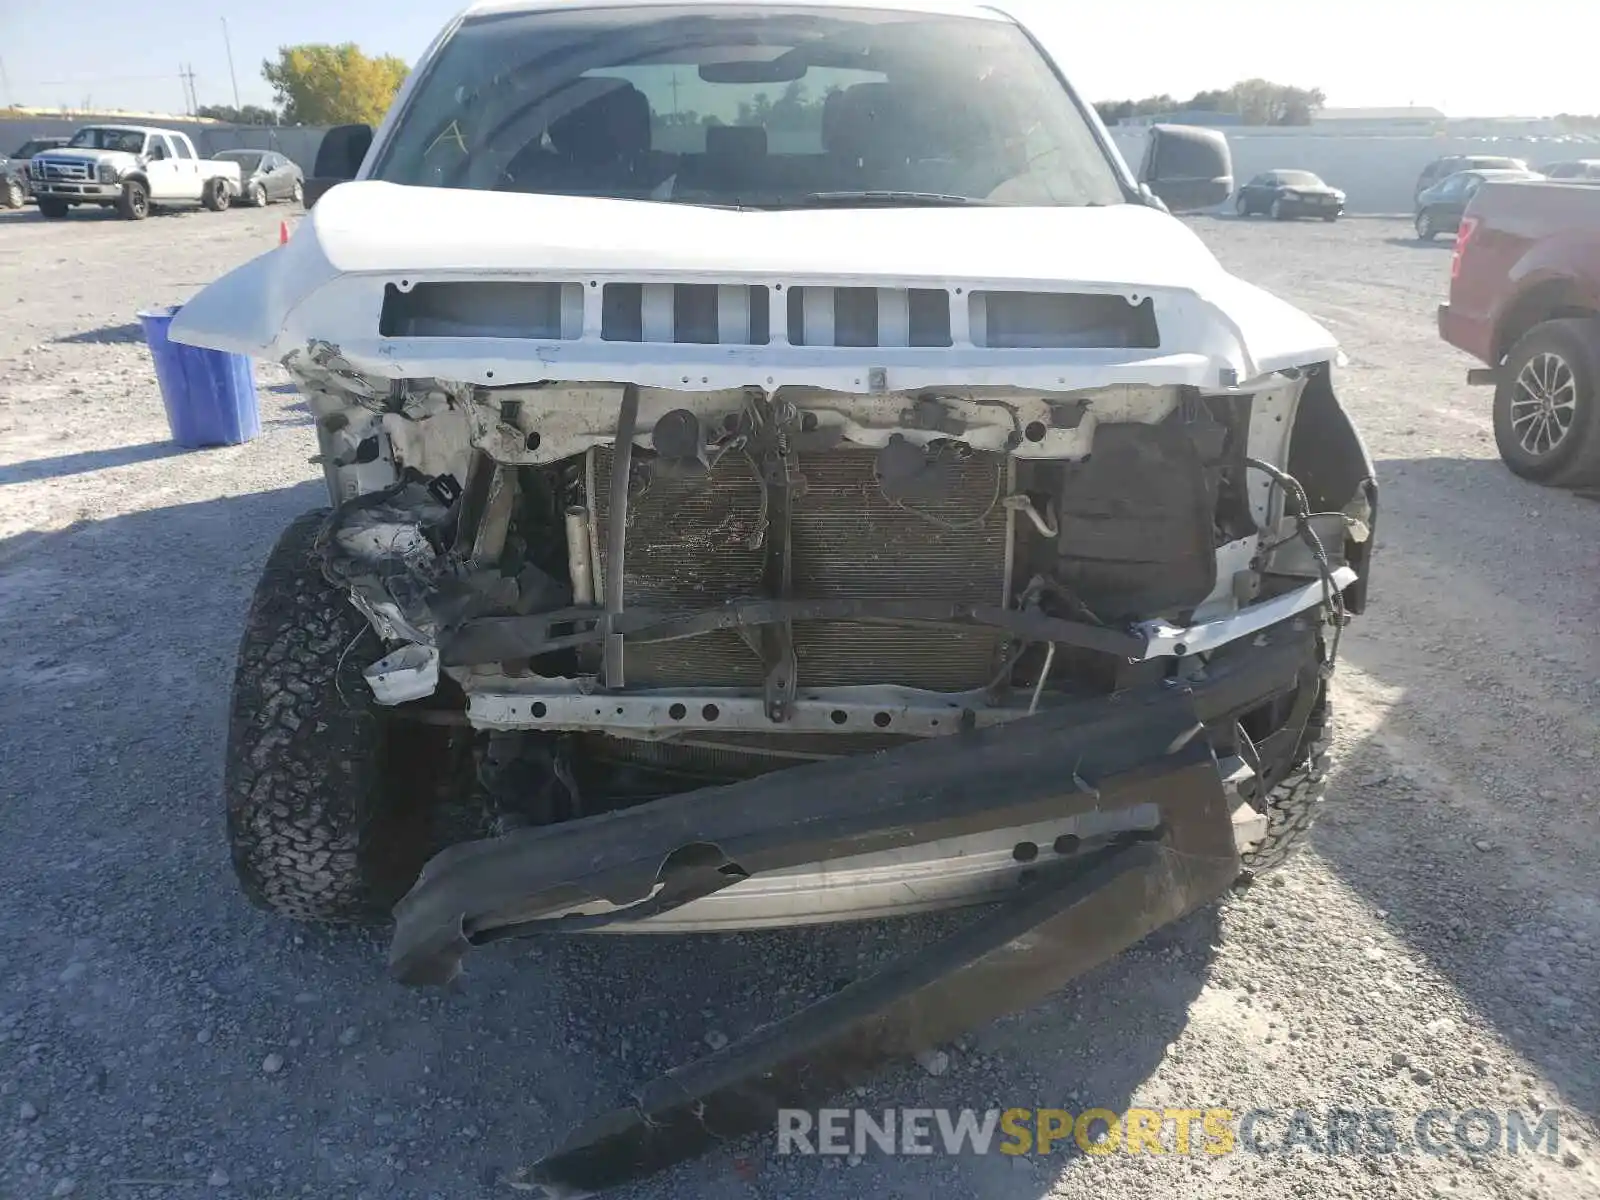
[793,191,991,208]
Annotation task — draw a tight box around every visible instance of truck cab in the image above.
[29,125,242,220]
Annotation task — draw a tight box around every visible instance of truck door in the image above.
[143,135,187,200]
[170,135,204,199]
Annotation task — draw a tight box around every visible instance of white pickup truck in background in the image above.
[29,125,243,221]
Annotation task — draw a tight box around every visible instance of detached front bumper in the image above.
[485,639,1314,1197]
[389,622,1318,984]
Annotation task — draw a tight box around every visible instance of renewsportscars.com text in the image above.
[776,1106,1563,1158]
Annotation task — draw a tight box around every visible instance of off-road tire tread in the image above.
[1240,689,1332,872]
[225,510,389,923]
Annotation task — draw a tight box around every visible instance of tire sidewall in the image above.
[1271,197,1285,220]
[252,181,268,207]
[1493,320,1600,483]
[1416,210,1434,240]
[1236,194,1251,217]
[3,178,21,208]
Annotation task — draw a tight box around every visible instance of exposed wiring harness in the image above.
[1246,456,1347,670]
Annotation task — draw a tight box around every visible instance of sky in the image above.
[0,0,1592,119]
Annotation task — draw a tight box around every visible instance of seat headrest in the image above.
[706,123,767,159]
[548,78,651,163]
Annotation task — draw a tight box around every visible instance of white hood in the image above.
[171,181,1339,392]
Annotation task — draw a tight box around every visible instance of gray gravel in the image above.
[1,202,1598,1200]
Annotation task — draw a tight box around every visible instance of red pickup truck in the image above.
[1438,181,1600,486]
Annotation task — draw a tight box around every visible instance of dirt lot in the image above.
[1,201,1597,1200]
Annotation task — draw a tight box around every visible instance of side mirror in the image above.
[1139,124,1234,213]
[304,124,374,210]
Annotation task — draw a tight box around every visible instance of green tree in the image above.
[262,44,409,126]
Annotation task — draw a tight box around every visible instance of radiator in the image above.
[590,445,1010,691]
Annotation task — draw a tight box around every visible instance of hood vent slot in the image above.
[971,291,1159,349]
[601,283,771,344]
[379,281,579,340]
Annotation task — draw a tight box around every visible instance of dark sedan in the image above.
[1414,168,1544,240]
[3,137,69,206]
[1234,170,1345,221]
[213,149,305,207]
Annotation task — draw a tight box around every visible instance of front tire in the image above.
[2,177,23,209]
[226,512,476,922]
[1240,687,1333,873]
[118,180,150,220]
[1270,197,1287,220]
[1416,210,1437,241]
[1492,318,1600,487]
[39,197,71,219]
[291,179,304,205]
[250,181,268,207]
[202,177,231,212]
[1235,194,1252,217]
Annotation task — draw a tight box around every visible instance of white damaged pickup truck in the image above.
[172,0,1377,1191]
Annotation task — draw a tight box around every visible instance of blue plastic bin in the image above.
[137,305,261,448]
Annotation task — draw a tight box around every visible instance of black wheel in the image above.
[39,197,70,220]
[250,181,268,207]
[1235,194,1252,217]
[202,177,231,212]
[1270,197,1287,220]
[226,511,475,922]
[291,179,304,205]
[118,180,150,220]
[1492,317,1600,488]
[1240,687,1333,873]
[2,177,23,209]
[1415,209,1437,241]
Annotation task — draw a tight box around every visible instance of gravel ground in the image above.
[1,202,1597,1200]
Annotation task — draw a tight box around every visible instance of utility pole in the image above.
[0,58,12,109]
[221,18,242,112]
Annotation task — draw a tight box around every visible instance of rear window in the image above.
[221,151,264,172]
[370,4,1127,209]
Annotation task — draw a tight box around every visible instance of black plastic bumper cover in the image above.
[386,632,1315,1196]
[517,746,1239,1197]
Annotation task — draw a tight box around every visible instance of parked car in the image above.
[1414,154,1528,201]
[1415,168,1543,241]
[29,125,243,220]
[4,136,68,204]
[213,149,305,207]
[1539,159,1600,184]
[0,154,27,208]
[170,0,1376,1192]
[1438,179,1600,486]
[1234,169,1346,220]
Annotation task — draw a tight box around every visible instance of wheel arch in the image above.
[1494,279,1598,363]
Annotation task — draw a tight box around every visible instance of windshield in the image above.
[16,140,64,158]
[371,5,1126,209]
[1273,171,1322,187]
[67,128,147,153]
[220,151,264,171]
